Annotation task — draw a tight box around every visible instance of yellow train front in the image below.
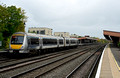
[9,32,28,54]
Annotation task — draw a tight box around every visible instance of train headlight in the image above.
[9,50,13,53]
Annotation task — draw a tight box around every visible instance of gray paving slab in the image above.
[110,44,120,68]
[97,44,120,78]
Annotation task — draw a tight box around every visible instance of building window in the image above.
[61,34,63,37]
[33,30,35,33]
[37,31,39,34]
[40,30,45,35]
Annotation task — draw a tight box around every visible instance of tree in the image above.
[0,4,8,34]
[0,3,27,48]
[0,33,3,48]
[0,33,3,41]
[78,36,82,38]
[118,42,120,47]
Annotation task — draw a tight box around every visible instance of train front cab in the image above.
[9,33,28,54]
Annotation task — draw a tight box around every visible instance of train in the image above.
[9,32,78,54]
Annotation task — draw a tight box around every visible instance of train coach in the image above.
[9,32,78,54]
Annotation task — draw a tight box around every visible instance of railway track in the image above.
[0,45,95,67]
[0,45,91,69]
[66,46,104,78]
[35,45,104,78]
[0,52,17,64]
[13,48,91,78]
[0,44,105,78]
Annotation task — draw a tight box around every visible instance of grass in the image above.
[0,47,5,51]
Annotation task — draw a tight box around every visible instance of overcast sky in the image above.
[1,0,120,38]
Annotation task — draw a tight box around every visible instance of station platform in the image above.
[96,43,120,78]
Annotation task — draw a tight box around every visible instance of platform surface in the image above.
[110,44,120,69]
[96,44,120,78]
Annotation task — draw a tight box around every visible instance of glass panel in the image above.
[11,36,24,44]
[43,38,57,45]
[59,39,63,44]
[31,38,39,45]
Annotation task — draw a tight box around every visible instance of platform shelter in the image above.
[103,30,120,46]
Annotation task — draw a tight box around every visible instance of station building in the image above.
[70,34,79,38]
[54,32,70,37]
[28,27,53,36]
[77,36,97,45]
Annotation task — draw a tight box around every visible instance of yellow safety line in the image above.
[109,45,120,71]
[113,56,120,70]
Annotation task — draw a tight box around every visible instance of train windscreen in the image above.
[11,36,24,44]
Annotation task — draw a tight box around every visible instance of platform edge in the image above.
[95,44,108,78]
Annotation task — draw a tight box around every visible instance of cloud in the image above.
[1,0,120,38]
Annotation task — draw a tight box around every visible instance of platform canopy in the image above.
[103,30,120,45]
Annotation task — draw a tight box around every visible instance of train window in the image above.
[11,36,24,44]
[28,38,31,45]
[43,38,57,45]
[30,38,39,45]
[71,40,76,44]
[53,39,57,44]
[66,40,69,44]
[43,38,48,45]
[59,39,63,44]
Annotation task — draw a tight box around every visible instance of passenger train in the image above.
[9,32,78,54]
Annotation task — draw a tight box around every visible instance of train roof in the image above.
[12,32,78,40]
[27,33,57,38]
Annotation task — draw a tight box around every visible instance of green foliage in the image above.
[91,37,108,43]
[78,36,82,38]
[0,3,27,48]
[0,33,3,48]
[28,31,37,34]
[0,33,3,41]
[5,38,10,48]
[118,42,120,47]
[97,39,109,43]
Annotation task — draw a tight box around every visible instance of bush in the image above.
[5,38,10,49]
[0,33,3,41]
[118,42,120,47]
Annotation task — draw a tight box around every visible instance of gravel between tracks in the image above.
[0,47,91,77]
[17,51,91,78]
[69,52,101,78]
[0,44,103,78]
[38,52,92,78]
[0,46,86,68]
